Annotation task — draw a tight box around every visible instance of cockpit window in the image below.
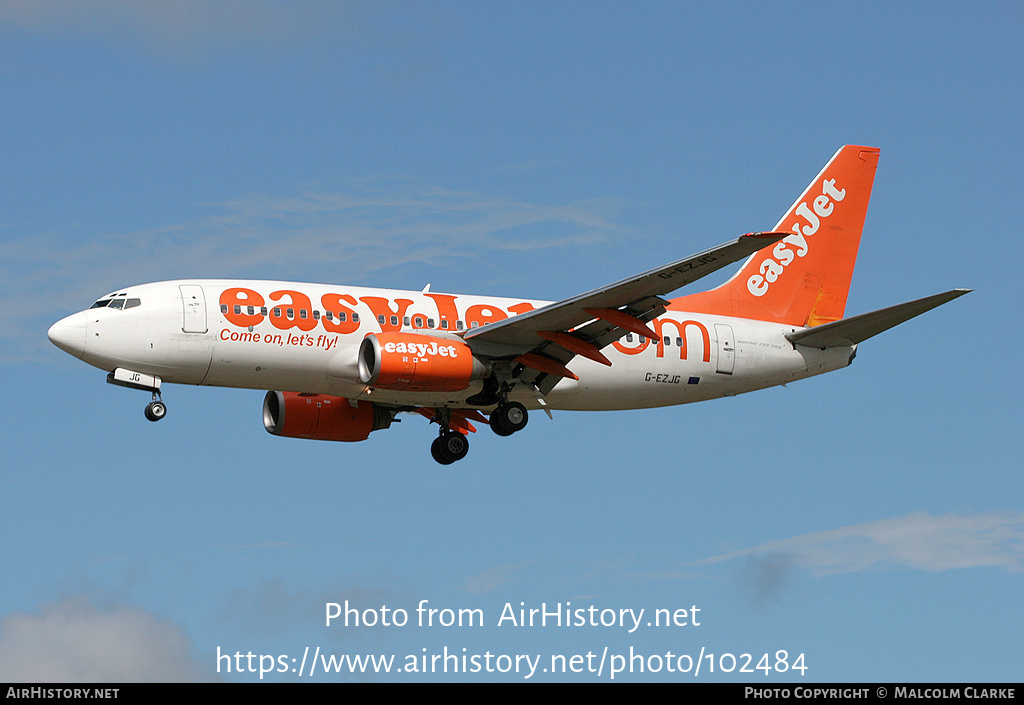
[89,295,141,310]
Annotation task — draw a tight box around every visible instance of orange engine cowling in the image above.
[358,332,490,392]
[263,391,392,442]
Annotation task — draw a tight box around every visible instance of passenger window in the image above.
[457,320,464,331]
[220,304,228,314]
[233,305,242,314]
[390,315,398,326]
[299,309,308,319]
[377,315,386,325]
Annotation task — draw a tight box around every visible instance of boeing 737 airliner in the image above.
[48,146,968,464]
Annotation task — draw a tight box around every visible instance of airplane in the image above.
[48,145,969,464]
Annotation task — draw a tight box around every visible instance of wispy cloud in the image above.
[0,596,216,682]
[461,562,532,595]
[3,180,622,360]
[695,511,1024,576]
[0,1,357,59]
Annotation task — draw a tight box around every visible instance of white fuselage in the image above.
[49,279,855,411]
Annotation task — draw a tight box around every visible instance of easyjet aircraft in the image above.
[48,146,968,464]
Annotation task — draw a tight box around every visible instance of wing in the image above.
[464,231,787,393]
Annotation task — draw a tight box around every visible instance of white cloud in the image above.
[696,511,1024,576]
[0,1,354,57]
[0,596,216,682]
[461,562,532,595]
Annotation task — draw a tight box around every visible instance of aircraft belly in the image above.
[205,330,333,392]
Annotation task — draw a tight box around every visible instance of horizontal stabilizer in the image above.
[785,289,971,349]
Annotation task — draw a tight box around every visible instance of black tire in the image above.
[492,401,528,434]
[430,436,454,465]
[432,431,469,464]
[145,401,167,422]
[490,417,515,436]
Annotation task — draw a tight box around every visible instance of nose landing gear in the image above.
[144,392,167,422]
[106,368,167,422]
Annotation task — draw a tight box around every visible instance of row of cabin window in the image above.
[221,303,476,330]
[219,305,692,343]
[623,333,688,347]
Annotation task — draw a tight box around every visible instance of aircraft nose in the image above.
[47,312,87,358]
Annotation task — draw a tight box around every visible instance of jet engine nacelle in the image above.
[358,332,491,392]
[263,391,392,442]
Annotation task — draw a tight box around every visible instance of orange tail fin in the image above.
[672,145,880,326]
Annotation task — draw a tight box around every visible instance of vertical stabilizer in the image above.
[672,145,880,326]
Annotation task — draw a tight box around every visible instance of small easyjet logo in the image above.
[382,339,460,359]
[746,178,847,297]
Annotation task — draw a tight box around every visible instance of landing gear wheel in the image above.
[491,401,528,436]
[430,431,469,464]
[144,400,167,422]
[490,420,514,437]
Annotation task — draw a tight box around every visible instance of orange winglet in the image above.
[515,352,579,380]
[538,331,612,366]
[583,307,660,341]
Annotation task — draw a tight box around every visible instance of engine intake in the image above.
[263,391,391,442]
[358,332,490,392]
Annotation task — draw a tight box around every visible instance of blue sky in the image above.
[1,1,1021,682]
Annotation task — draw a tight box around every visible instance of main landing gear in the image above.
[428,407,471,465]
[425,389,530,466]
[431,431,469,465]
[490,401,528,437]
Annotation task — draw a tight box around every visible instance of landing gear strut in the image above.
[107,369,167,423]
[426,407,470,465]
